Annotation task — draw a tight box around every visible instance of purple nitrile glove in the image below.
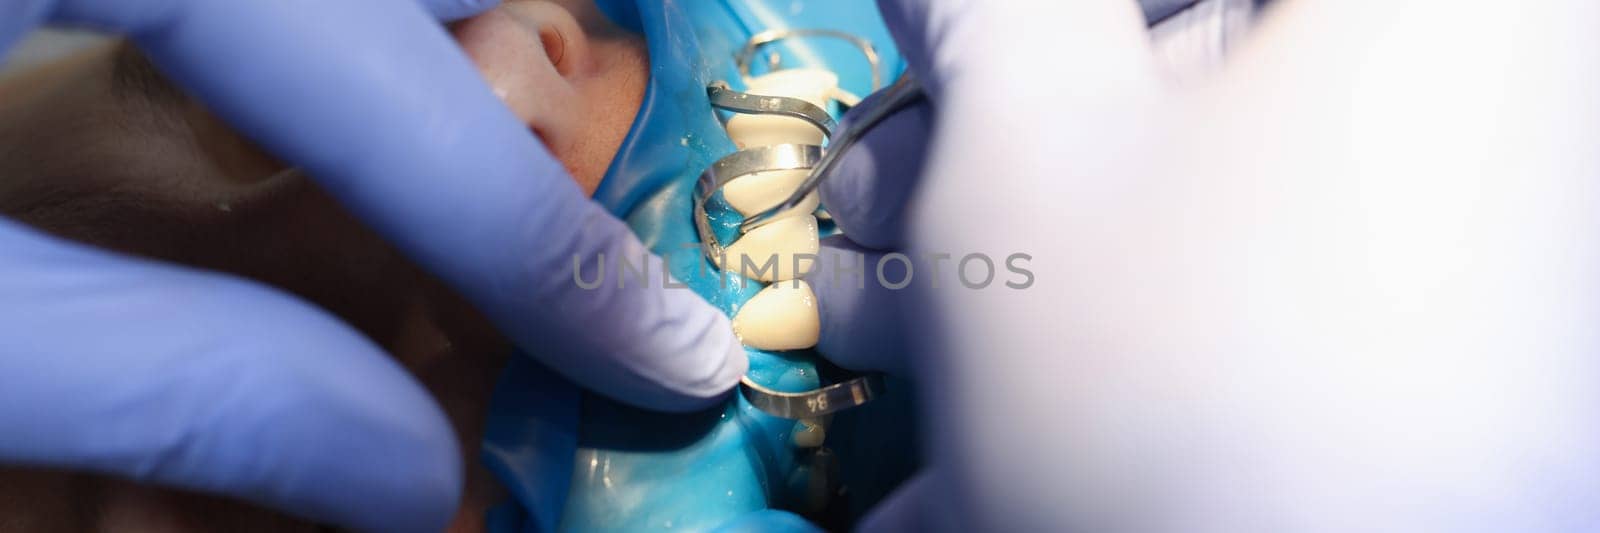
[1,0,744,530]
[813,0,1600,530]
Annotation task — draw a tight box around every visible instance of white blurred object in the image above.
[876,0,1600,531]
[1149,0,1255,81]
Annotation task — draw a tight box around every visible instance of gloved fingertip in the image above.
[807,240,909,375]
[858,470,938,532]
[819,100,935,251]
[820,157,903,250]
[340,413,465,533]
[418,0,501,21]
[647,324,748,413]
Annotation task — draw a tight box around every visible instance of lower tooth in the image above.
[732,279,821,351]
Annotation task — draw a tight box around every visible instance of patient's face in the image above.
[0,0,646,530]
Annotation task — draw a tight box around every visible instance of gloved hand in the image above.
[0,1,744,531]
[811,0,1600,530]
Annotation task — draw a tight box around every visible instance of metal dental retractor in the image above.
[695,29,927,419]
[737,74,923,234]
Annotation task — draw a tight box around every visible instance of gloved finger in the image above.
[819,96,935,251]
[44,0,745,411]
[711,509,822,533]
[876,0,1155,101]
[872,0,948,97]
[416,0,500,21]
[0,221,460,533]
[1141,0,1203,24]
[807,236,1034,376]
[0,0,50,53]
[804,237,911,376]
[857,470,939,532]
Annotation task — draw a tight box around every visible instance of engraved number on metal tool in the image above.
[740,374,885,419]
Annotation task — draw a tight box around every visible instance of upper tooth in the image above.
[725,69,839,149]
[723,168,820,217]
[733,279,821,351]
[746,68,838,109]
[715,68,840,354]
[728,114,826,149]
[715,214,819,282]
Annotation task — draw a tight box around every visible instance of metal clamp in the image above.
[740,374,885,419]
[705,31,913,420]
[694,144,823,261]
[736,28,886,92]
[708,83,837,135]
[697,75,926,261]
[739,74,924,234]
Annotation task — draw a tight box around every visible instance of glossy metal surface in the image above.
[694,144,823,261]
[740,374,886,419]
[707,83,838,134]
[740,75,924,234]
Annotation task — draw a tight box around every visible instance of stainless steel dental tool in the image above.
[695,30,926,264]
[737,28,885,92]
[699,29,926,419]
[740,372,886,419]
[737,74,923,234]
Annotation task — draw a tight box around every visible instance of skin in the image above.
[0,0,646,531]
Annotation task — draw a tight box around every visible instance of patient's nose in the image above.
[452,1,589,148]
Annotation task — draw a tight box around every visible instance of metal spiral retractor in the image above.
[699,29,924,419]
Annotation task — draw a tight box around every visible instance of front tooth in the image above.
[733,279,821,351]
[747,68,838,109]
[724,168,820,217]
[715,214,818,282]
[791,418,826,448]
[725,68,839,149]
[727,114,826,149]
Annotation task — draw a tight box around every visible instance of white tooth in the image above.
[748,68,838,108]
[723,168,820,217]
[725,69,839,149]
[791,418,826,448]
[727,113,826,149]
[732,279,821,351]
[715,214,818,282]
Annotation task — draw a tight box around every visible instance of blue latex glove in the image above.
[816,0,1600,530]
[0,1,744,531]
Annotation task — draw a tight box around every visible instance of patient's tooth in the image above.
[749,68,838,109]
[732,279,821,350]
[791,418,826,448]
[724,168,819,217]
[727,114,824,149]
[715,214,818,282]
[726,69,839,149]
